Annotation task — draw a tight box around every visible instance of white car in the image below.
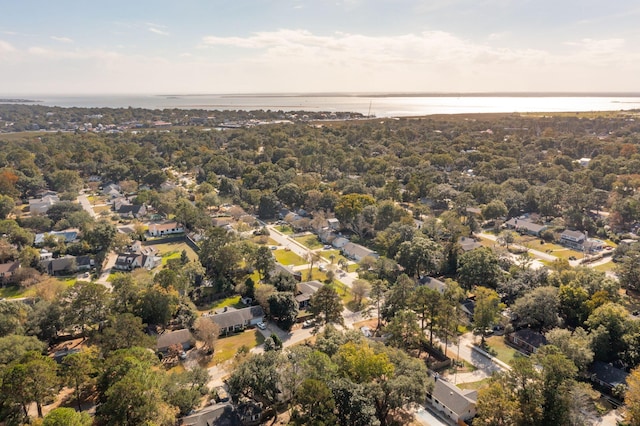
[257,322,267,330]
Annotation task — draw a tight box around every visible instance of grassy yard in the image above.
[154,242,199,264]
[484,335,520,365]
[212,329,265,364]
[275,225,294,235]
[293,234,323,250]
[0,277,76,299]
[273,249,306,266]
[457,377,491,391]
[329,281,353,306]
[198,295,245,314]
[251,236,280,246]
[593,260,616,273]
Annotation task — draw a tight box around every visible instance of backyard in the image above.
[153,241,199,264]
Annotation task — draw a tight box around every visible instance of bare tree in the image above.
[194,316,220,354]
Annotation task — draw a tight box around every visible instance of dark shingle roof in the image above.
[590,361,629,387]
[156,329,194,351]
[210,306,264,330]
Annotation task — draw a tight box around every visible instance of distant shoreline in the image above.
[0,98,40,103]
[158,92,640,99]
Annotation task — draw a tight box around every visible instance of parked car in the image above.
[215,387,229,402]
[257,322,267,330]
[302,320,314,328]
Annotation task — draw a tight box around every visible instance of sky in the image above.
[1,0,640,95]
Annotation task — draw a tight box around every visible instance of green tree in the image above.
[625,365,640,425]
[0,194,14,219]
[473,286,501,345]
[62,281,110,336]
[497,230,516,250]
[97,313,154,354]
[309,285,344,327]
[395,234,441,278]
[253,245,275,281]
[457,247,501,289]
[385,309,422,352]
[62,349,97,411]
[411,285,441,345]
[268,291,298,331]
[43,407,92,426]
[512,286,560,331]
[481,199,508,220]
[294,379,336,425]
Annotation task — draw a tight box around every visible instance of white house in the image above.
[29,193,59,215]
[148,221,184,237]
[342,242,378,262]
[428,378,477,424]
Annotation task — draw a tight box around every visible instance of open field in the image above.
[273,249,306,266]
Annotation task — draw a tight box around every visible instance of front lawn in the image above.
[484,335,520,365]
[275,225,294,235]
[212,329,265,364]
[293,235,323,250]
[273,249,306,266]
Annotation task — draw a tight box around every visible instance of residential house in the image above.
[505,217,547,236]
[116,204,147,218]
[459,236,481,252]
[460,298,476,320]
[0,261,19,283]
[113,250,160,271]
[41,256,80,276]
[29,193,59,215]
[507,329,547,354]
[342,242,378,262]
[427,378,477,424]
[326,218,340,230]
[209,306,265,335]
[39,249,53,261]
[295,280,323,309]
[181,403,241,426]
[212,216,234,228]
[272,263,302,282]
[331,237,349,249]
[589,361,628,392]
[237,400,263,425]
[419,276,446,294]
[75,255,93,271]
[102,183,123,199]
[148,221,184,237]
[156,329,195,353]
[34,229,79,246]
[560,230,604,253]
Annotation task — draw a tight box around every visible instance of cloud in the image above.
[147,23,169,36]
[50,36,73,43]
[0,40,15,53]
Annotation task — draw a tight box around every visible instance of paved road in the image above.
[96,251,117,290]
[77,194,97,219]
[267,225,360,288]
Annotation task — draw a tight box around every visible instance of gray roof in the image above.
[459,237,481,252]
[419,276,446,293]
[210,306,264,330]
[181,403,241,426]
[343,242,378,259]
[432,379,477,417]
[505,217,547,234]
[561,229,586,240]
[296,281,323,302]
[512,328,547,348]
[590,361,629,387]
[156,329,194,351]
